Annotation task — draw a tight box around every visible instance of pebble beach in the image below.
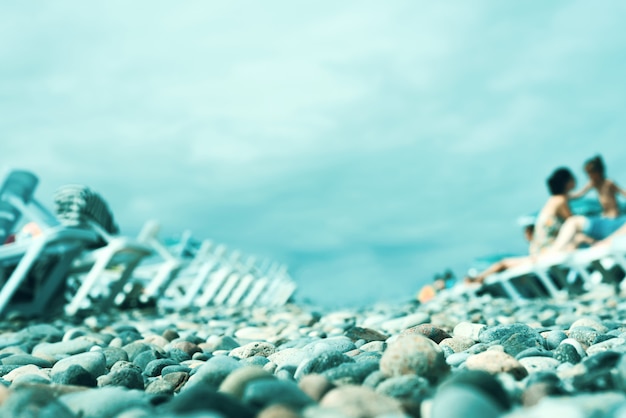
[2,284,626,418]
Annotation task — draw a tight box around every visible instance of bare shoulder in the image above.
[554,195,568,204]
[605,179,618,191]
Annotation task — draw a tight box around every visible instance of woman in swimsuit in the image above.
[529,167,577,255]
[467,167,576,283]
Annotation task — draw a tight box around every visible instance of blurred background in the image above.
[2,1,626,307]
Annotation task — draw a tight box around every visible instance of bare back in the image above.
[595,179,620,218]
[530,195,571,255]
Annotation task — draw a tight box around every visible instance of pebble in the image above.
[51,364,98,386]
[570,317,609,333]
[375,374,429,400]
[401,324,451,343]
[1,354,52,368]
[144,358,178,377]
[60,387,151,417]
[185,354,241,389]
[430,371,510,418]
[230,341,276,359]
[518,356,560,373]
[320,385,404,417]
[302,336,356,356]
[439,336,475,353]
[97,366,145,389]
[243,379,315,410]
[568,326,600,347]
[542,330,567,350]
[159,382,256,418]
[344,326,388,342]
[380,334,449,382]
[101,347,129,368]
[446,352,470,367]
[321,360,379,385]
[32,337,96,358]
[4,365,50,383]
[380,312,430,333]
[298,374,334,401]
[218,365,274,399]
[0,386,75,418]
[465,351,528,380]
[587,337,626,355]
[360,341,386,352]
[51,351,107,379]
[453,322,486,341]
[294,350,355,380]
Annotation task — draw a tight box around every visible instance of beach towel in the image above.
[53,185,119,235]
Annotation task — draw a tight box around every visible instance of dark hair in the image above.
[584,155,605,178]
[547,167,575,195]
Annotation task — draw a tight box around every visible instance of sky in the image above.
[2,1,626,307]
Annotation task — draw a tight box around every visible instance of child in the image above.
[568,155,626,241]
[571,155,626,218]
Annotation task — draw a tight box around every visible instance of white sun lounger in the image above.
[0,170,100,317]
[63,220,154,315]
[565,237,626,290]
[481,252,572,300]
[54,185,154,316]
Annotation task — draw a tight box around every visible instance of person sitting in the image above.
[571,155,626,218]
[556,155,626,247]
[467,167,576,284]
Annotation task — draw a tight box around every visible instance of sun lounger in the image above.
[565,237,626,291]
[0,170,101,317]
[158,243,228,309]
[53,185,153,315]
[480,252,572,300]
[127,220,189,304]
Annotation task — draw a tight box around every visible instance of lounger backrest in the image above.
[0,170,38,204]
[0,170,39,243]
[0,201,20,244]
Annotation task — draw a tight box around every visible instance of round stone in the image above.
[465,351,528,380]
[587,337,626,355]
[144,358,178,377]
[401,324,451,344]
[379,334,449,382]
[168,341,202,357]
[344,327,388,342]
[243,379,314,410]
[375,374,429,401]
[440,336,476,353]
[454,322,486,341]
[97,367,145,390]
[51,351,106,379]
[51,365,97,387]
[518,357,560,374]
[101,347,129,369]
[321,360,380,385]
[229,342,276,359]
[294,351,355,380]
[218,366,274,399]
[298,374,334,401]
[568,327,600,347]
[320,385,404,417]
[542,330,567,350]
[570,318,609,334]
